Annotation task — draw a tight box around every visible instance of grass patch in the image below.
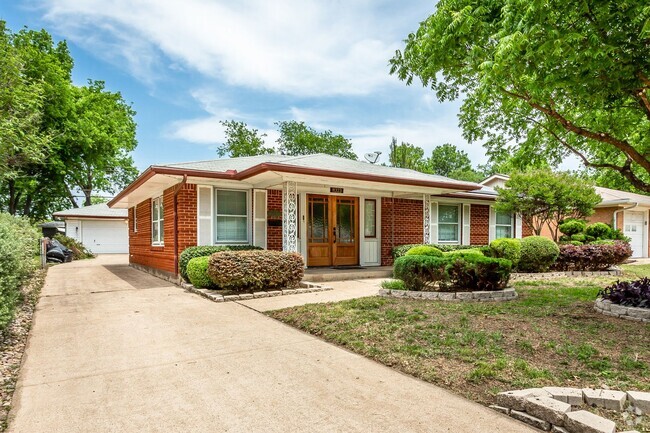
[268,277,650,406]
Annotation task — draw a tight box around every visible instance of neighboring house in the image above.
[108,154,526,279]
[53,204,129,254]
[481,175,650,258]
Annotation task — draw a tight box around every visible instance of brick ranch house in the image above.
[108,154,529,280]
[482,175,650,258]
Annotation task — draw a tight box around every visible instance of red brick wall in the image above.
[470,204,490,245]
[380,197,423,266]
[589,207,620,230]
[129,183,197,275]
[267,189,283,251]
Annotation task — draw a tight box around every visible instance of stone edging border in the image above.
[510,268,621,281]
[594,298,650,323]
[492,386,649,433]
[180,281,333,303]
[377,287,517,302]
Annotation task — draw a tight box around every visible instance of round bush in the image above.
[393,255,449,291]
[518,236,560,273]
[489,238,521,267]
[405,245,443,257]
[585,222,612,240]
[179,245,262,281]
[446,256,512,291]
[570,233,587,243]
[558,219,587,236]
[186,256,216,289]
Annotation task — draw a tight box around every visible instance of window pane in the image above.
[160,221,164,242]
[438,205,459,223]
[216,216,247,241]
[217,190,247,216]
[159,199,163,219]
[439,223,459,242]
[496,211,512,225]
[364,200,376,237]
[496,226,512,239]
[152,221,159,243]
[153,200,159,220]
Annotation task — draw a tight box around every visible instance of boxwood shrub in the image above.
[392,243,486,259]
[186,256,216,289]
[446,256,512,291]
[518,236,560,273]
[489,238,521,267]
[553,241,632,271]
[393,255,449,291]
[207,250,304,291]
[585,222,613,240]
[405,245,443,257]
[179,245,262,281]
[599,278,650,309]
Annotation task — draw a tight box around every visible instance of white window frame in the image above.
[151,196,164,246]
[495,211,514,239]
[133,206,138,232]
[437,203,461,244]
[214,188,250,244]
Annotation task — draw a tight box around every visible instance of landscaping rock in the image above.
[253,291,269,298]
[497,388,552,411]
[525,396,571,426]
[510,410,551,431]
[626,307,650,320]
[238,293,254,300]
[377,288,390,296]
[627,391,650,414]
[282,289,297,295]
[564,410,615,433]
[420,292,439,300]
[207,294,224,302]
[437,292,456,301]
[609,303,629,316]
[489,404,510,415]
[267,290,282,297]
[543,387,584,405]
[472,291,493,299]
[551,426,569,433]
[223,295,240,301]
[582,388,626,410]
[455,292,474,300]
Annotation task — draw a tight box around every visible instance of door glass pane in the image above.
[217,190,246,216]
[438,205,459,223]
[364,200,376,237]
[439,223,458,242]
[337,201,354,243]
[308,199,328,243]
[216,216,247,241]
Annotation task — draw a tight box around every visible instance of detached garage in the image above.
[53,204,128,254]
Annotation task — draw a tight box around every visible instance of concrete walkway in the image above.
[8,255,534,433]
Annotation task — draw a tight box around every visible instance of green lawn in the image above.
[269,271,650,407]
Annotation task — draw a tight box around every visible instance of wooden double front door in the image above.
[307,195,359,267]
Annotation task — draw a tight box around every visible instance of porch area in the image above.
[303,265,393,283]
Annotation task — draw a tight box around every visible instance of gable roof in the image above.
[53,203,128,219]
[595,186,650,207]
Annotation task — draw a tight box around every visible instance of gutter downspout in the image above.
[613,202,638,232]
[173,175,188,277]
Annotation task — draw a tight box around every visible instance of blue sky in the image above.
[1,0,488,171]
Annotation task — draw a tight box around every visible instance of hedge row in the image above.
[0,213,40,330]
[554,241,632,271]
[179,245,262,281]
[392,244,486,259]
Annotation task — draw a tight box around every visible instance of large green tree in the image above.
[388,137,424,170]
[276,120,357,159]
[423,143,482,181]
[390,1,650,192]
[217,120,273,158]
[495,170,601,241]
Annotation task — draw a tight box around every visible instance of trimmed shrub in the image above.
[590,239,615,245]
[207,250,304,291]
[443,249,485,260]
[489,238,521,267]
[405,245,443,257]
[446,256,512,291]
[179,245,262,281]
[570,233,587,243]
[558,219,587,236]
[585,222,612,240]
[0,213,40,330]
[599,278,650,309]
[393,255,449,291]
[186,256,216,289]
[53,234,94,260]
[518,236,560,273]
[392,244,486,259]
[553,241,632,271]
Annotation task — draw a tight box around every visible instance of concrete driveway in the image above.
[8,255,534,433]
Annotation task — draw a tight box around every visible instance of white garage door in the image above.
[81,220,128,254]
[624,211,646,258]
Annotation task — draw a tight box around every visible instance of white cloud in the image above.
[39,0,405,96]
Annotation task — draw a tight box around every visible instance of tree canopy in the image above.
[218,120,273,158]
[390,1,650,192]
[495,170,601,241]
[0,22,138,218]
[276,120,357,159]
[388,137,424,170]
